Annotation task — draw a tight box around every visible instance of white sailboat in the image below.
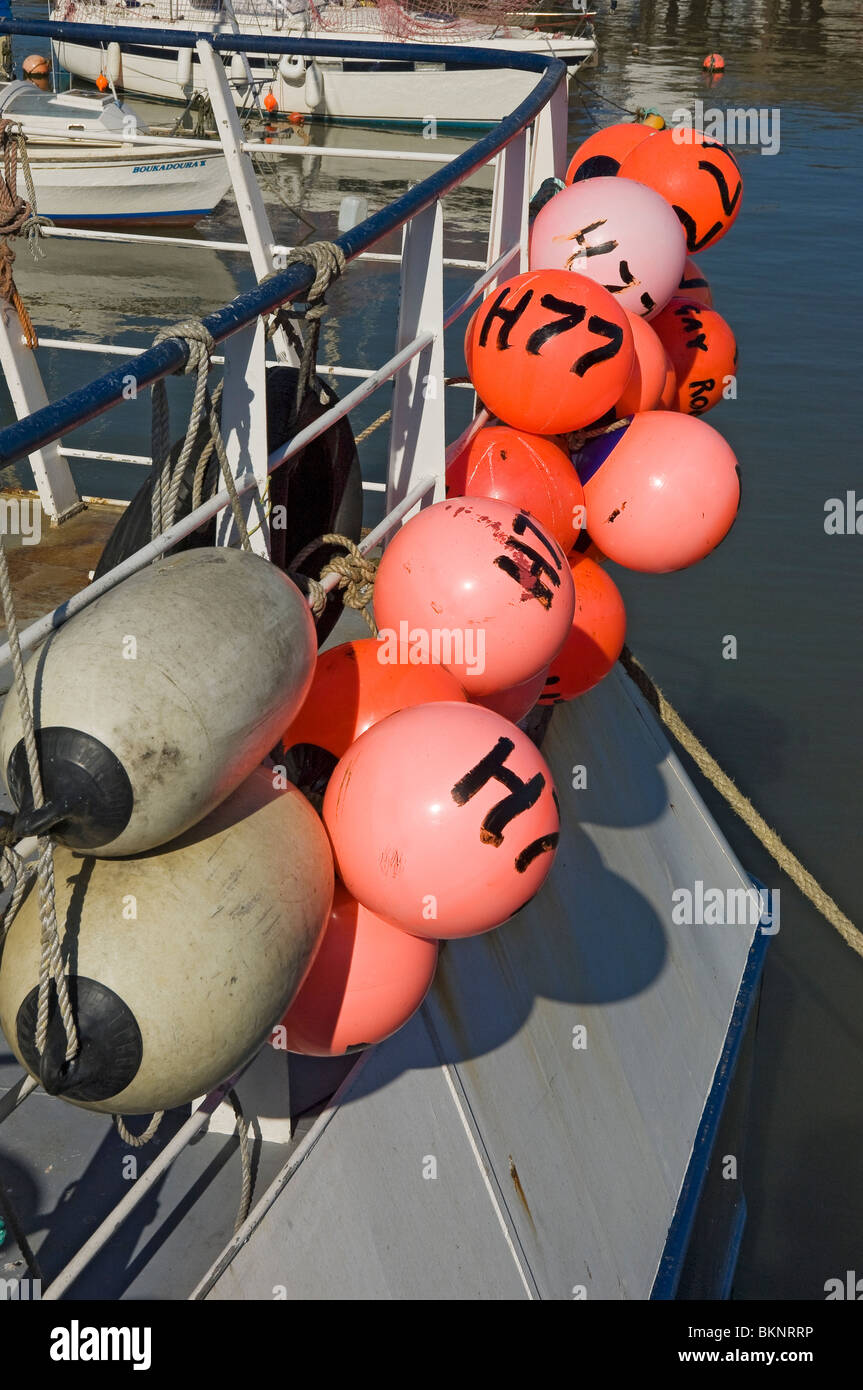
[0,80,232,224]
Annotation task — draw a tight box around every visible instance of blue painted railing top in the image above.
[0,18,563,469]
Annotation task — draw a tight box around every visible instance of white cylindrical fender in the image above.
[304,60,323,108]
[278,52,305,83]
[0,548,317,857]
[229,52,247,85]
[176,46,193,88]
[0,768,334,1114]
[105,41,122,86]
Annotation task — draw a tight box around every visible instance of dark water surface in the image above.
[2,0,862,1300]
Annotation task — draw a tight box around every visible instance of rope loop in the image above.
[290,532,378,635]
[0,119,39,346]
[114,1111,165,1148]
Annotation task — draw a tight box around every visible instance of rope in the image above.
[149,321,252,548]
[618,646,862,958]
[14,129,52,261]
[263,240,346,407]
[0,119,39,348]
[228,1089,253,1234]
[290,533,378,635]
[0,844,35,947]
[0,535,78,1063]
[566,415,632,453]
[114,1111,165,1147]
[353,408,391,446]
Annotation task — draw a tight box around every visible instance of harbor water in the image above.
[1,0,861,1300]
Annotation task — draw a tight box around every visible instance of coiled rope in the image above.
[290,532,378,635]
[0,119,45,350]
[619,646,861,957]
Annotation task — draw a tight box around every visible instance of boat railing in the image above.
[0,18,566,1295]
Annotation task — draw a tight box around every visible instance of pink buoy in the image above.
[529,175,687,320]
[471,666,549,723]
[574,411,740,572]
[276,881,438,1056]
[373,497,575,698]
[323,701,560,939]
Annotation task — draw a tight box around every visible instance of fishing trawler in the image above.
[45,0,596,124]
[0,17,765,1303]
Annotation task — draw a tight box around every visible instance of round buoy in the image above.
[0,768,333,1114]
[471,666,549,723]
[96,73,109,91]
[464,268,634,435]
[277,637,466,795]
[373,496,575,698]
[22,54,50,77]
[619,128,743,253]
[288,111,304,125]
[677,256,713,307]
[0,549,317,856]
[658,349,679,409]
[276,881,438,1056]
[529,176,687,320]
[323,702,559,939]
[538,555,626,702]
[608,310,670,418]
[641,110,666,131]
[703,53,725,71]
[264,89,278,113]
[650,297,737,415]
[564,121,655,184]
[446,426,585,553]
[574,411,740,571]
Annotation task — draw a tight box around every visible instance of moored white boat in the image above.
[49,0,594,124]
[0,80,232,224]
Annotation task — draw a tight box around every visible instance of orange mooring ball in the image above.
[574,411,741,572]
[471,666,549,723]
[619,128,743,253]
[677,256,713,307]
[323,701,560,939]
[703,52,725,71]
[96,73,109,91]
[651,297,737,416]
[446,426,586,553]
[276,881,438,1056]
[464,269,634,436]
[263,89,278,113]
[538,554,626,703]
[373,496,575,698]
[279,638,466,766]
[609,311,670,418]
[658,349,678,409]
[564,121,655,184]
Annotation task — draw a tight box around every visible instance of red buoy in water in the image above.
[703,53,725,72]
[464,269,634,435]
[446,425,585,553]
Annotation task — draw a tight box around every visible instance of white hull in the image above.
[52,6,590,124]
[23,143,232,224]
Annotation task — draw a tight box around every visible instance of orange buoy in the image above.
[96,73,109,91]
[641,111,666,131]
[564,121,655,184]
[323,701,560,939]
[446,426,585,553]
[703,53,725,71]
[574,411,740,572]
[288,111,304,125]
[538,554,626,702]
[650,297,737,416]
[619,128,743,253]
[276,881,438,1056]
[609,310,670,418]
[373,496,575,698]
[677,256,713,307]
[22,54,50,77]
[657,348,679,410]
[264,89,278,113]
[471,666,549,723]
[278,637,466,777]
[464,269,634,436]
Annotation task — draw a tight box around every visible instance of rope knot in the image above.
[290,533,378,635]
[153,318,215,377]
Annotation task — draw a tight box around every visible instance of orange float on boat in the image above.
[464,269,634,436]
[650,297,737,416]
[564,120,655,184]
[574,410,741,572]
[677,256,713,307]
[658,349,678,409]
[446,425,586,553]
[279,637,466,767]
[610,310,670,418]
[264,89,278,113]
[276,881,438,1056]
[538,554,626,703]
[373,496,575,698]
[471,666,549,723]
[323,701,560,939]
[618,128,743,253]
[96,73,109,91]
